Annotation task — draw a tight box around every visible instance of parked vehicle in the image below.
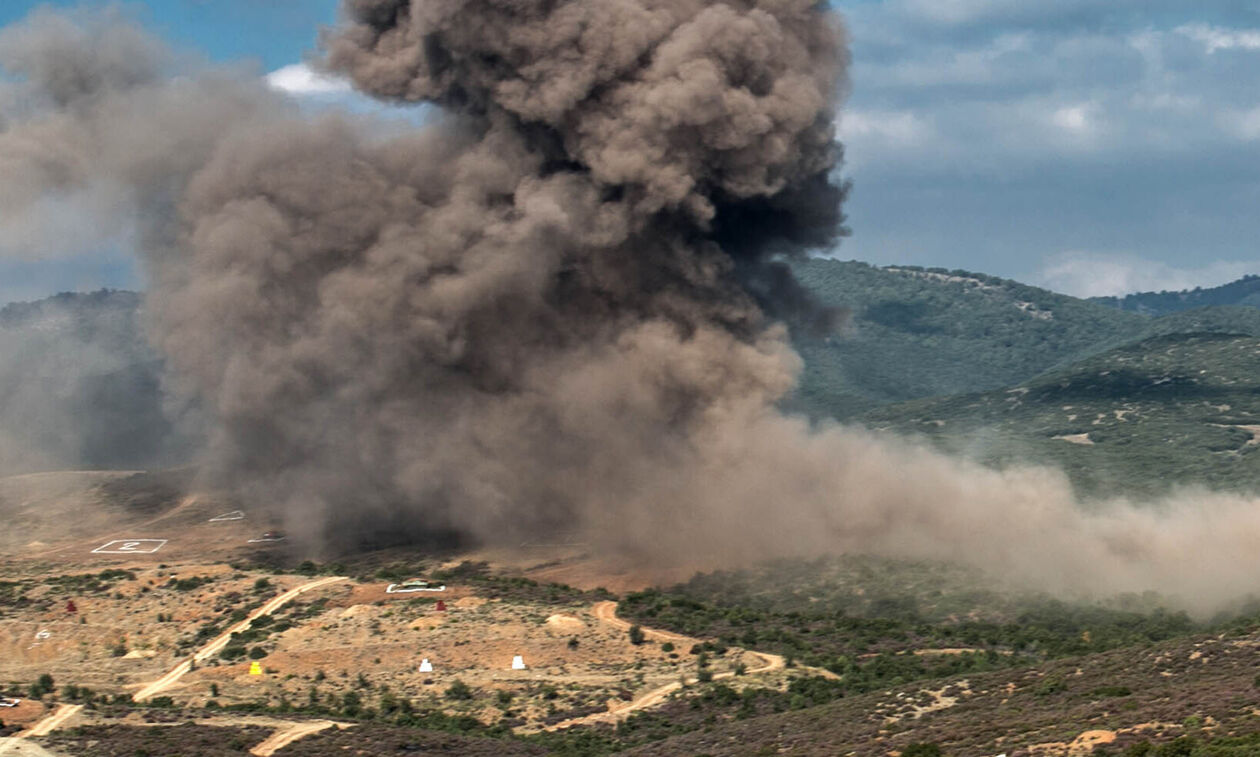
[385,578,446,594]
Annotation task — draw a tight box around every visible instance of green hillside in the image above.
[860,328,1260,499]
[788,259,1148,418]
[1093,274,1260,315]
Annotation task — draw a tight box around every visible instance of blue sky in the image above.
[1,0,1258,302]
[0,1,340,71]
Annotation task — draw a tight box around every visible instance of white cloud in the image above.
[1052,104,1091,133]
[1219,106,1260,141]
[1035,251,1258,298]
[1176,24,1260,54]
[265,63,351,96]
[840,109,932,146]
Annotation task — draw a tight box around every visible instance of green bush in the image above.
[902,744,942,757]
[1035,677,1067,696]
[445,679,474,701]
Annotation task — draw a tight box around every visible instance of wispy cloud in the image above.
[1176,23,1260,54]
[835,1,1260,281]
[1035,251,1258,298]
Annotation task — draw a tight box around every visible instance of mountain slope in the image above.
[0,290,194,473]
[1092,274,1260,315]
[860,328,1260,498]
[788,259,1149,418]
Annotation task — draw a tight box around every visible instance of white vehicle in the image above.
[385,578,446,594]
[0,697,20,707]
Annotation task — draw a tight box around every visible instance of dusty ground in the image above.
[0,469,785,742]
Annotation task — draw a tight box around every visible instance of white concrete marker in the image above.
[511,655,526,670]
[418,659,433,673]
[92,539,166,554]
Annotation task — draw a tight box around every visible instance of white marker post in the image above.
[511,655,526,670]
[418,659,433,673]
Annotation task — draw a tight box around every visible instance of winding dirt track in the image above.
[133,575,348,702]
[249,720,346,756]
[545,601,785,731]
[16,704,82,738]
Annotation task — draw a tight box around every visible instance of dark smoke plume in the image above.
[166,0,850,547]
[11,4,1260,612]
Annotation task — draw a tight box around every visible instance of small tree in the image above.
[341,690,361,717]
[445,679,474,701]
[628,625,646,645]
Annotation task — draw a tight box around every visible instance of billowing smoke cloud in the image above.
[4,3,1260,612]
[154,0,852,548]
[0,290,189,474]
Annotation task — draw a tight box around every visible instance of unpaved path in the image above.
[0,738,61,756]
[250,720,346,756]
[592,600,836,678]
[544,602,785,731]
[18,704,82,738]
[134,576,348,701]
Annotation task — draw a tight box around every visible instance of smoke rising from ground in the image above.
[0,291,188,474]
[1,3,1259,612]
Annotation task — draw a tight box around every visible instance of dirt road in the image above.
[249,720,346,756]
[544,602,785,731]
[134,575,348,702]
[0,738,60,756]
[17,704,82,738]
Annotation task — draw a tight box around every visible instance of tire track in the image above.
[134,576,348,702]
[544,601,795,731]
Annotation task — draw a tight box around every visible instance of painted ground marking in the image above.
[91,539,167,554]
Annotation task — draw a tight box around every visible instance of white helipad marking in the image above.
[91,539,167,554]
[209,510,245,522]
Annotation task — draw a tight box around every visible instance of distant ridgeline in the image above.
[789,259,1260,498]
[7,267,1260,497]
[0,290,195,474]
[1090,275,1260,315]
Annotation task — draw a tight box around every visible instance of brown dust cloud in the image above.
[1,1,1258,612]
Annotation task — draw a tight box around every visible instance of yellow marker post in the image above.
[249,661,263,676]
